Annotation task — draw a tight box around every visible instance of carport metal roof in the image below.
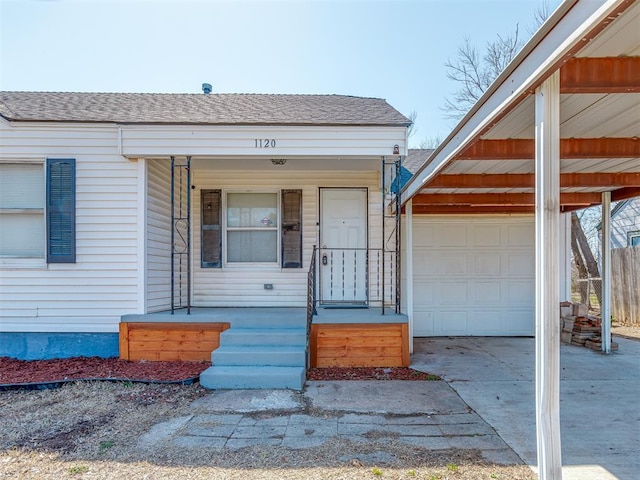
[401,2,638,479]
[402,0,639,212]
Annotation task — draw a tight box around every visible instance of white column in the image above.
[405,199,414,354]
[534,71,563,480]
[136,158,148,314]
[601,192,612,353]
[559,213,572,302]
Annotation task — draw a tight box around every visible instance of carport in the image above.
[401,0,639,478]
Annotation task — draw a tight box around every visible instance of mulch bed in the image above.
[307,367,440,381]
[0,357,211,386]
[1,357,440,387]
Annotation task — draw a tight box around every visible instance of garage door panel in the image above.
[472,225,501,247]
[441,282,468,304]
[507,281,535,305]
[474,282,501,304]
[412,216,535,337]
[474,311,502,334]
[437,225,468,247]
[504,310,535,334]
[507,223,535,246]
[507,252,535,275]
[474,253,501,275]
[412,280,435,303]
[439,311,468,335]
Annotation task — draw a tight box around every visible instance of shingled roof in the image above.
[0,92,411,126]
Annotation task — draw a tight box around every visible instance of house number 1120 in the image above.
[255,139,276,148]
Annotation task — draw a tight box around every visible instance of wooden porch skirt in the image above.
[119,322,229,362]
[309,323,409,368]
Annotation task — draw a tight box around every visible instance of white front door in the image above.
[320,188,368,304]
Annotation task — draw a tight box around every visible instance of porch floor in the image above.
[121,306,407,325]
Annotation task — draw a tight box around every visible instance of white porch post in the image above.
[559,213,572,302]
[601,192,612,353]
[136,157,148,314]
[534,71,563,480]
[405,198,414,354]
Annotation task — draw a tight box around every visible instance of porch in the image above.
[120,306,408,390]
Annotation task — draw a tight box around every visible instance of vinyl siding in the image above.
[122,125,407,157]
[192,169,383,307]
[146,160,172,312]
[0,121,139,333]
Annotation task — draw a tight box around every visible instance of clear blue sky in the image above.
[0,0,559,146]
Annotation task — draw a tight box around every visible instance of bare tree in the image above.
[571,211,602,307]
[419,135,443,149]
[442,26,522,120]
[530,0,552,35]
[406,110,418,141]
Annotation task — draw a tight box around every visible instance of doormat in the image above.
[322,305,368,310]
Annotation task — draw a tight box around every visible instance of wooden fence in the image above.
[611,246,640,325]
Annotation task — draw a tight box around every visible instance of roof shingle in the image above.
[0,92,411,126]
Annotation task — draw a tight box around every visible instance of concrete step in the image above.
[228,314,306,329]
[220,327,306,346]
[199,365,305,390]
[212,345,306,366]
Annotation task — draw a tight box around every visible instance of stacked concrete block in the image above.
[559,302,618,351]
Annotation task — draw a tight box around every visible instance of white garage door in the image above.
[412,216,535,336]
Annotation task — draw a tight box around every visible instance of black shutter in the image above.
[46,158,75,263]
[201,189,222,267]
[281,189,302,268]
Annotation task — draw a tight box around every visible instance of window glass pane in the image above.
[227,193,277,228]
[0,164,44,208]
[631,236,640,247]
[0,213,45,257]
[228,230,277,263]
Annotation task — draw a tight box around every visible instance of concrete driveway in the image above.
[411,336,640,480]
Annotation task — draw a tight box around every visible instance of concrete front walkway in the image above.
[139,380,521,465]
[411,336,640,480]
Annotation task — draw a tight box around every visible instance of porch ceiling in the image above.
[404,0,640,214]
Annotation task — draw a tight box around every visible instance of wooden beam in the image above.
[454,138,640,160]
[423,172,640,189]
[411,205,534,214]
[413,192,602,207]
[612,187,640,202]
[560,57,640,93]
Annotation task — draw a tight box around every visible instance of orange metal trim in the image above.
[454,138,640,160]
[560,57,640,93]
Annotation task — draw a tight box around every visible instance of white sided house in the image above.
[0,91,411,388]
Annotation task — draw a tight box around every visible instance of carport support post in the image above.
[601,192,612,353]
[405,198,414,353]
[534,71,562,479]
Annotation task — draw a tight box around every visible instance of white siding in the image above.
[611,198,640,248]
[192,168,382,307]
[0,121,139,333]
[122,125,407,157]
[146,159,172,312]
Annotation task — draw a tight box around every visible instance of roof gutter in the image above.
[401,0,632,204]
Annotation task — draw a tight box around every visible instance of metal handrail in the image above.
[317,246,398,312]
[306,245,318,370]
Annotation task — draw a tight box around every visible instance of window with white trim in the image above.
[0,163,45,258]
[629,231,640,247]
[0,159,75,263]
[227,192,278,263]
[200,189,302,268]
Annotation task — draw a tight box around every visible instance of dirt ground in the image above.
[612,324,640,341]
[2,331,637,479]
[0,381,535,480]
